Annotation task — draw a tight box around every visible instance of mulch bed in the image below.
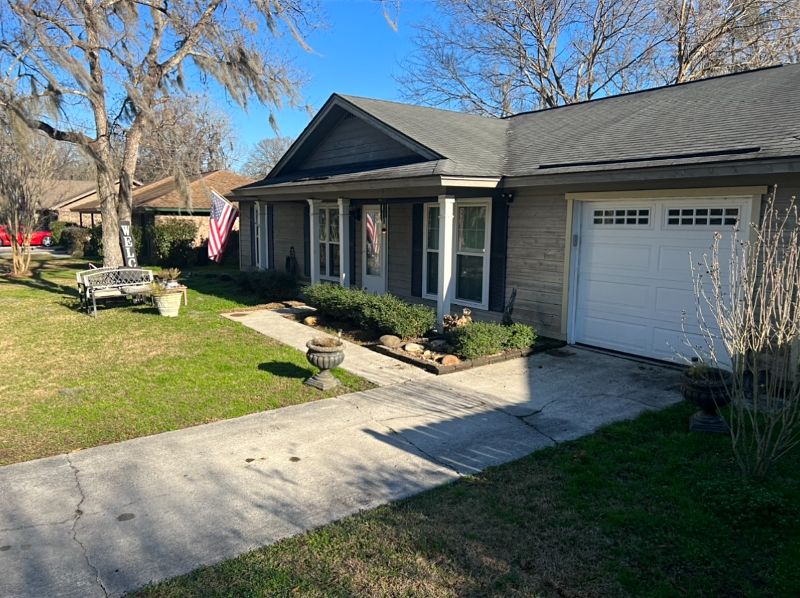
[279,308,566,375]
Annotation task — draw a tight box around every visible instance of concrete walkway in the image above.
[225,309,431,387]
[0,329,683,597]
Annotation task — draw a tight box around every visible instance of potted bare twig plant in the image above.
[681,358,732,433]
[690,190,800,478]
[152,269,183,317]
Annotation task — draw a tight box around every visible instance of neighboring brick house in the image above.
[71,170,253,245]
[40,180,98,225]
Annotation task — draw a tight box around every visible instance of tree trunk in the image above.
[97,167,123,267]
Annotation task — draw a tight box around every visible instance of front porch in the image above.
[243,193,511,327]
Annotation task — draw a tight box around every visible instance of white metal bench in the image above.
[77,267,154,316]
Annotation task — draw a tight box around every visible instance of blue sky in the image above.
[225,0,439,159]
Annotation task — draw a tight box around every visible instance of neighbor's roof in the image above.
[132,170,254,210]
[73,170,254,213]
[242,64,800,192]
[40,180,97,209]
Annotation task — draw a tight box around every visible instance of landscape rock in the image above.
[303,315,319,326]
[379,334,402,348]
[403,342,424,355]
[427,339,450,351]
[440,354,461,366]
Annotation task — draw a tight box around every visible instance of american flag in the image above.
[208,189,238,263]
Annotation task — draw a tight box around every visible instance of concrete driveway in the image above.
[0,348,682,597]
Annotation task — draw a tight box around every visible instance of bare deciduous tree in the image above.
[0,118,62,276]
[656,0,800,84]
[691,191,800,478]
[400,0,800,115]
[241,136,295,179]
[0,1,315,266]
[135,97,236,185]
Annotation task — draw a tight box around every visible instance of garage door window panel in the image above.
[666,207,740,227]
[592,208,650,226]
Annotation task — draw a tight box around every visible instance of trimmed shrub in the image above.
[303,283,368,321]
[238,271,299,301]
[86,224,103,257]
[302,284,436,339]
[360,293,436,339]
[449,321,537,360]
[60,226,91,257]
[148,218,198,267]
[505,322,538,350]
[49,220,70,245]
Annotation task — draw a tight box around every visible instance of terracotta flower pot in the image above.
[305,337,345,390]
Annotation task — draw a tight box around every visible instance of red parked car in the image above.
[0,226,54,247]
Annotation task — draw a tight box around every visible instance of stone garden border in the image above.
[371,337,566,375]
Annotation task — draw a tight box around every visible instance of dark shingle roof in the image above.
[248,64,800,191]
[339,95,509,176]
[505,63,800,175]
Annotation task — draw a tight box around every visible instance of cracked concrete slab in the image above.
[0,345,682,597]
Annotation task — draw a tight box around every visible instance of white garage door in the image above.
[573,197,752,362]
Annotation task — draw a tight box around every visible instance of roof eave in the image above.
[232,174,502,200]
[503,155,800,188]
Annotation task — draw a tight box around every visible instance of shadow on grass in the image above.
[1,260,81,300]
[258,361,314,379]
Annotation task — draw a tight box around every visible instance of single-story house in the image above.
[231,64,800,363]
[72,170,253,245]
[39,179,100,225]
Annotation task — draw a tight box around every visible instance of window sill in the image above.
[453,297,488,311]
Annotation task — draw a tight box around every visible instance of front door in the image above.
[362,204,387,294]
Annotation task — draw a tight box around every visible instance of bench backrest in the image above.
[76,267,117,285]
[82,268,154,289]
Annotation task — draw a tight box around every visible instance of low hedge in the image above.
[60,226,92,257]
[448,321,537,360]
[303,283,436,339]
[148,218,198,267]
[49,220,70,246]
[238,271,299,302]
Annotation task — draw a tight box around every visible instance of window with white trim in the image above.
[666,207,739,226]
[592,208,650,226]
[455,202,490,306]
[318,206,340,280]
[423,204,439,297]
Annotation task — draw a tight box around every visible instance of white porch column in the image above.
[436,194,456,328]
[337,197,351,288]
[307,199,321,284]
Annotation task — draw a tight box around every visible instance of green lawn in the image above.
[0,255,371,465]
[133,402,800,597]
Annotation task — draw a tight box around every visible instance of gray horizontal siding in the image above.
[505,191,567,339]
[272,202,307,279]
[239,205,253,270]
[299,115,418,172]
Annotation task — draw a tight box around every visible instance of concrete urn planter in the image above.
[153,292,182,317]
[305,337,345,390]
[681,367,732,433]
